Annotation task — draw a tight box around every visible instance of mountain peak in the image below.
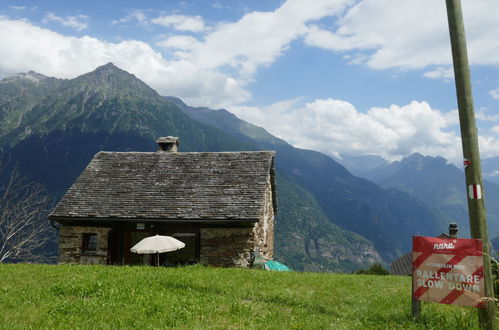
[398,153,451,172]
[87,62,130,78]
[94,62,121,72]
[404,152,447,163]
[69,62,158,98]
[102,62,117,67]
[1,71,50,85]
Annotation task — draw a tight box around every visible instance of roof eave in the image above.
[49,215,260,225]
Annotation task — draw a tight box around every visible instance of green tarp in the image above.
[252,258,292,271]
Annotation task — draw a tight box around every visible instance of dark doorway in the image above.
[108,228,199,266]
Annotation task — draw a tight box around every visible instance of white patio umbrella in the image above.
[130,234,185,266]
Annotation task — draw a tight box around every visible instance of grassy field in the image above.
[0,264,482,329]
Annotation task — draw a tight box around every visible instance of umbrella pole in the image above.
[156,252,159,267]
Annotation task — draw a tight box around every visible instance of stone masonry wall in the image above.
[254,179,274,259]
[59,226,111,265]
[200,179,275,267]
[200,227,254,267]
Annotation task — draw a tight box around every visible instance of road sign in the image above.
[412,236,485,307]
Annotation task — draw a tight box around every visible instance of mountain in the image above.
[0,64,447,271]
[0,71,63,136]
[166,97,447,261]
[369,153,499,239]
[0,65,385,272]
[333,154,390,181]
[1,63,250,149]
[0,63,257,196]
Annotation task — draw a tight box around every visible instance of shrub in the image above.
[355,263,390,275]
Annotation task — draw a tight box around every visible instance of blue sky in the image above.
[1,0,499,165]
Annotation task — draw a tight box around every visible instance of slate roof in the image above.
[390,252,412,276]
[50,151,276,222]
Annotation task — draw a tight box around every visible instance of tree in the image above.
[354,263,389,275]
[0,166,54,263]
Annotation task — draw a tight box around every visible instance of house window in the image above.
[82,233,97,252]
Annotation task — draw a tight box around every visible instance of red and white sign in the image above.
[412,236,485,308]
[468,184,482,200]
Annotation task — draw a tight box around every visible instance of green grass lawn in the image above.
[0,264,481,329]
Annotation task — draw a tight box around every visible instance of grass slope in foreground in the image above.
[0,264,480,329]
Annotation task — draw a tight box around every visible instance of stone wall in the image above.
[254,179,274,259]
[59,226,111,265]
[200,179,275,267]
[200,227,254,267]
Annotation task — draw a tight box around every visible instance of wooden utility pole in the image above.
[445,1,496,328]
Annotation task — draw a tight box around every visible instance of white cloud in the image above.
[304,0,499,73]
[104,1,499,85]
[110,0,355,83]
[2,1,499,164]
[43,12,88,31]
[477,136,499,160]
[212,1,223,9]
[10,6,27,11]
[476,110,499,122]
[0,0,363,108]
[490,87,499,99]
[230,97,499,163]
[151,15,205,32]
[231,99,476,163]
[156,35,201,51]
[442,109,460,126]
[158,0,355,78]
[423,67,454,80]
[112,12,206,32]
[0,17,248,108]
[111,10,148,26]
[490,126,499,136]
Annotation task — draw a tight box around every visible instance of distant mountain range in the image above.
[0,63,456,271]
[337,153,499,244]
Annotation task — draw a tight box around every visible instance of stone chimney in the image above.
[156,136,179,152]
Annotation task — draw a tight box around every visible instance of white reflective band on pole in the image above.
[468,184,482,200]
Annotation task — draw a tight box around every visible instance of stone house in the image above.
[49,137,276,267]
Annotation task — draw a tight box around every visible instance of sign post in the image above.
[413,236,485,307]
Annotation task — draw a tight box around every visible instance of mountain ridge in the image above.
[165,95,447,261]
[363,152,499,239]
[0,64,450,270]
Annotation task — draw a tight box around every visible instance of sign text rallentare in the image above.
[412,236,485,307]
